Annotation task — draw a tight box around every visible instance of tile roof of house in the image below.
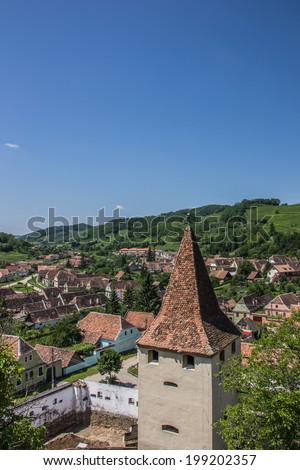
[35,344,83,368]
[0,287,15,299]
[1,335,34,359]
[108,280,139,291]
[115,271,125,280]
[77,312,135,344]
[43,287,62,299]
[137,226,240,356]
[247,271,261,280]
[266,293,300,309]
[210,269,231,280]
[125,311,155,331]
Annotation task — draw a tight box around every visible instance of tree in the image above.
[106,289,121,315]
[269,222,277,237]
[136,272,161,313]
[122,285,135,314]
[98,348,122,383]
[215,312,300,449]
[45,319,82,347]
[146,247,155,262]
[0,341,45,449]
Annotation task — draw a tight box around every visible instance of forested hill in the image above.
[14,198,300,258]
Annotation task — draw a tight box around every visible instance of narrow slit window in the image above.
[162,425,179,434]
[163,381,178,388]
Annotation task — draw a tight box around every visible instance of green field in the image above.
[0,251,29,262]
[246,204,300,233]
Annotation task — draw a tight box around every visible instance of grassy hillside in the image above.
[251,204,300,233]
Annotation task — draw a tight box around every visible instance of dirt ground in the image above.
[45,412,137,450]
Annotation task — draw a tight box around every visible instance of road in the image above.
[85,356,138,388]
[0,274,44,292]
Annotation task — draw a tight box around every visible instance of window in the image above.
[162,425,179,434]
[164,381,178,388]
[16,379,21,386]
[97,391,103,398]
[148,350,159,363]
[183,355,195,369]
[91,394,96,398]
[130,329,133,334]
[125,331,127,336]
[25,373,28,381]
[24,356,28,363]
[29,354,33,361]
[231,341,236,354]
[128,398,135,405]
[105,396,111,400]
[53,399,57,405]
[219,350,225,362]
[29,370,34,379]
[38,367,43,376]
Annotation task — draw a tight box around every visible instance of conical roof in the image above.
[137,226,240,356]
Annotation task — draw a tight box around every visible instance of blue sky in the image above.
[0,0,299,234]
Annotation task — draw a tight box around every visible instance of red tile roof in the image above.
[125,311,155,331]
[77,312,134,344]
[1,335,34,359]
[35,344,83,368]
[137,226,240,356]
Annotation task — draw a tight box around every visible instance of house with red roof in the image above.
[77,312,141,353]
[1,335,61,392]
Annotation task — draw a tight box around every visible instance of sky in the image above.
[0,0,299,234]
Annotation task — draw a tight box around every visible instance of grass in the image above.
[62,365,100,382]
[246,203,300,233]
[0,251,29,262]
[121,350,137,360]
[128,365,138,377]
[28,277,44,289]
[12,282,34,293]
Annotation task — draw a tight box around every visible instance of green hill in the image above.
[13,199,300,258]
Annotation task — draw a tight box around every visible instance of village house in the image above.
[1,335,61,392]
[35,344,84,376]
[236,317,262,340]
[267,264,300,282]
[106,280,139,300]
[77,312,141,353]
[210,269,232,283]
[27,304,79,329]
[231,293,273,324]
[264,293,300,320]
[0,268,14,282]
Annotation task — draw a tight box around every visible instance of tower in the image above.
[137,226,241,450]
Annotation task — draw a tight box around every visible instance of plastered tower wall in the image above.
[137,226,241,450]
[138,347,213,450]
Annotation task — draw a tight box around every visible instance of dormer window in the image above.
[183,355,195,369]
[148,350,159,363]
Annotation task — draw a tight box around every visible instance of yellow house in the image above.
[1,335,62,392]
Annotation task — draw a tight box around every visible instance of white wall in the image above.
[86,381,138,418]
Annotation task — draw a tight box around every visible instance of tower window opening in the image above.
[162,425,179,434]
[183,354,195,369]
[148,350,159,363]
[231,341,236,354]
[163,381,178,387]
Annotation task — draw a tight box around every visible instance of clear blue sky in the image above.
[0,0,299,234]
